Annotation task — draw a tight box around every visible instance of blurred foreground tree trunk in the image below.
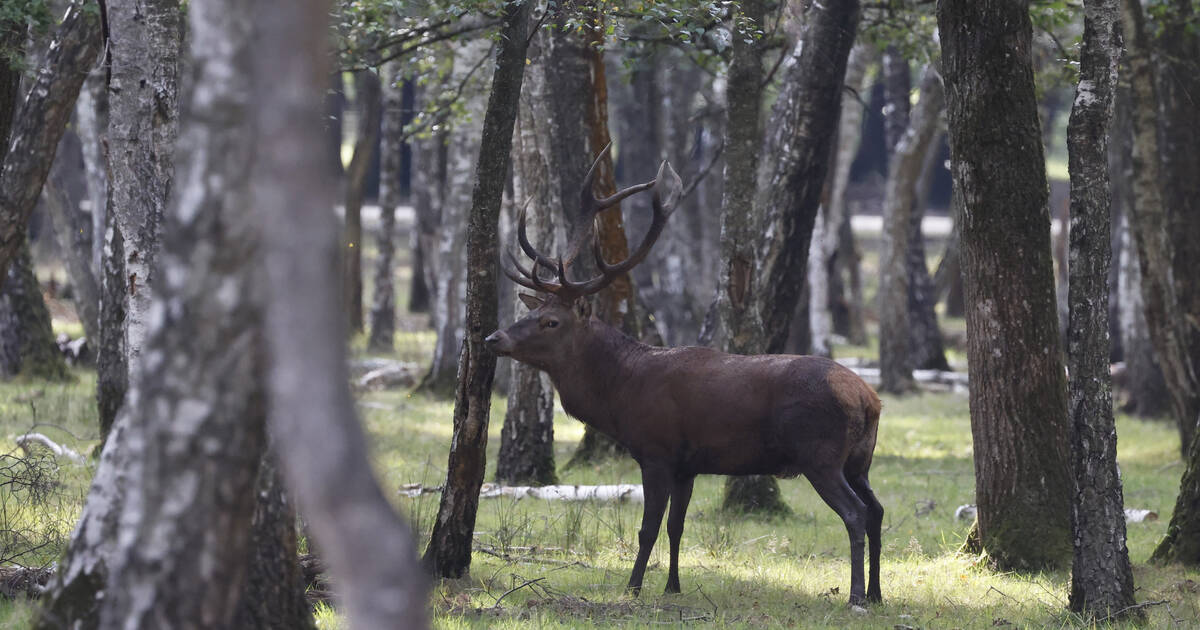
[38,0,302,624]
[344,71,382,336]
[939,0,1073,571]
[253,0,428,624]
[1065,0,1138,616]
[423,0,532,579]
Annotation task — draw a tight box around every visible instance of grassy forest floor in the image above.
[2,219,1197,628]
[0,337,1197,628]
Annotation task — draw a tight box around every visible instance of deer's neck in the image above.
[550,320,648,438]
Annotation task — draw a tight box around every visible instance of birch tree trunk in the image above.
[421,41,489,396]
[368,65,403,352]
[423,0,532,579]
[496,32,558,487]
[0,1,100,285]
[810,44,869,359]
[39,0,271,624]
[0,243,68,379]
[252,0,428,625]
[939,0,1073,570]
[1120,0,1199,454]
[105,0,182,372]
[75,71,107,280]
[1065,0,1139,615]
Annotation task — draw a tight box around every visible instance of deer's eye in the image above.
[544,319,559,329]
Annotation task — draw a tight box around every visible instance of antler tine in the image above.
[505,248,563,294]
[516,206,558,273]
[558,161,683,297]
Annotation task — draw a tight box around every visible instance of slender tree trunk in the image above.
[880,66,944,394]
[710,0,789,515]
[43,153,99,344]
[96,210,127,440]
[0,2,100,286]
[0,243,69,379]
[1111,82,1168,417]
[496,34,558,487]
[344,71,382,336]
[233,452,315,630]
[1121,0,1199,454]
[105,0,181,372]
[368,65,402,352]
[906,125,950,371]
[568,3,638,465]
[423,0,532,579]
[409,100,442,321]
[1148,0,1200,567]
[253,0,428,625]
[76,71,107,280]
[421,42,486,396]
[754,0,860,356]
[1065,0,1139,615]
[939,0,1073,570]
[812,44,869,359]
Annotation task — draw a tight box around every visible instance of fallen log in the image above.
[399,482,645,503]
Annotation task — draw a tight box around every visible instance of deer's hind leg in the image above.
[805,468,869,606]
[847,474,883,602]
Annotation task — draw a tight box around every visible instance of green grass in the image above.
[1,331,1196,628]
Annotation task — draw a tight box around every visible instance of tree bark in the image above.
[711,0,790,515]
[1065,0,1139,615]
[0,242,69,379]
[39,1,266,624]
[368,65,402,352]
[906,125,951,371]
[0,2,101,287]
[496,34,558,487]
[105,0,182,372]
[233,451,316,630]
[423,0,532,579]
[754,0,860,356]
[1148,0,1200,565]
[1120,0,1199,455]
[939,0,1073,571]
[96,208,127,440]
[421,42,486,397]
[811,44,869,359]
[253,0,428,625]
[75,71,107,280]
[880,66,944,394]
[720,0,859,514]
[344,70,382,336]
[43,152,100,344]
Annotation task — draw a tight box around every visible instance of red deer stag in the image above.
[486,149,883,606]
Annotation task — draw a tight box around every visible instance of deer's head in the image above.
[486,146,681,370]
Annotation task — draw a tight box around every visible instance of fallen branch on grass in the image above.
[14,433,85,464]
[400,482,644,503]
[835,358,969,393]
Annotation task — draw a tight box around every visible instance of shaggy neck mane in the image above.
[550,318,648,434]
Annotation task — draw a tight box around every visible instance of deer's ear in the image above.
[574,298,592,319]
[518,293,546,311]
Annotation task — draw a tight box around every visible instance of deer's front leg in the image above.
[627,465,670,596]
